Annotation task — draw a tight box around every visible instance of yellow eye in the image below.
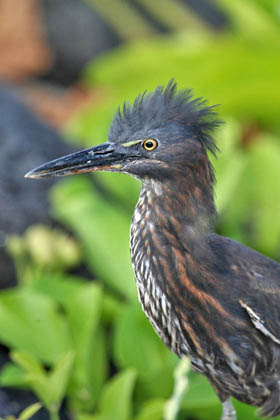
[142,138,158,151]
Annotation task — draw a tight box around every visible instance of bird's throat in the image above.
[140,166,217,235]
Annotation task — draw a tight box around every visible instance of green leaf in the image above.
[77,32,280,130]
[86,326,108,408]
[65,283,102,352]
[77,415,106,420]
[179,373,271,420]
[30,271,87,306]
[0,363,27,387]
[216,0,280,43]
[182,373,219,409]
[20,351,74,410]
[18,403,42,420]
[30,270,123,324]
[101,292,124,325]
[51,176,137,301]
[245,138,280,254]
[180,373,220,420]
[10,350,50,408]
[234,399,280,420]
[65,283,105,409]
[9,350,73,410]
[30,273,111,408]
[98,369,137,420]
[46,350,75,407]
[0,289,71,364]
[212,119,247,213]
[134,399,165,420]
[214,150,246,214]
[11,350,44,376]
[221,135,280,257]
[94,172,140,213]
[113,304,177,398]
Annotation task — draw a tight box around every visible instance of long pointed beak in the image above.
[25,142,123,179]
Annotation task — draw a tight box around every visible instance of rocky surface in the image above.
[0,84,74,289]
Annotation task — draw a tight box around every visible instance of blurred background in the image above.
[0,0,280,419]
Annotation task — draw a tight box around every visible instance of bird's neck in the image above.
[130,160,217,327]
[139,163,217,234]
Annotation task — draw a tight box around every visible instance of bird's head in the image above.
[25,80,221,183]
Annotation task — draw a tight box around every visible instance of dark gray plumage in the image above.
[108,80,220,157]
[25,81,280,420]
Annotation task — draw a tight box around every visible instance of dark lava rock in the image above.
[41,0,120,85]
[0,84,74,289]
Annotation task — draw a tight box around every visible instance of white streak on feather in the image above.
[240,300,280,345]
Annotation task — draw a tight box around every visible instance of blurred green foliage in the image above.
[0,403,42,420]
[1,1,280,419]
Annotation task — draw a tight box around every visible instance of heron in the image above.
[26,80,280,420]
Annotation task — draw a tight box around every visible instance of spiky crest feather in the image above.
[108,79,221,156]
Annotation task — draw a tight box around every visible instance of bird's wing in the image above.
[239,299,280,345]
[207,234,280,344]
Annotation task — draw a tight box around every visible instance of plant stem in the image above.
[164,357,190,420]
[49,408,60,420]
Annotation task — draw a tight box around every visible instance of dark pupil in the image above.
[145,141,154,149]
